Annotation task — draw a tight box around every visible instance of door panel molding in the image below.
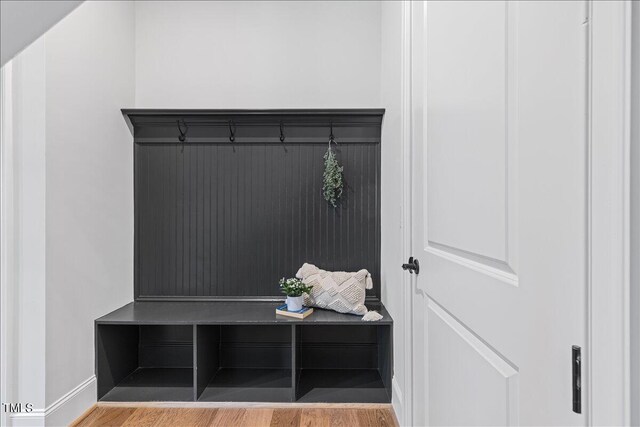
[425,242,518,287]
[427,298,519,426]
[422,0,519,287]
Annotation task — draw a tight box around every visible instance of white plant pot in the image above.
[286,296,304,312]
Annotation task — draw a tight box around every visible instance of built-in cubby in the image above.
[295,324,392,403]
[96,302,392,403]
[96,324,194,401]
[197,325,293,402]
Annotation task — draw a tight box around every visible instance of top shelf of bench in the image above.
[96,301,393,326]
[122,109,385,145]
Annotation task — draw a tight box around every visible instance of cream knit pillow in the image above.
[295,263,373,315]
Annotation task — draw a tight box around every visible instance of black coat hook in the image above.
[280,121,285,142]
[177,119,188,142]
[329,122,336,146]
[228,120,236,142]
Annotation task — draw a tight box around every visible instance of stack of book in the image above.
[275,305,314,319]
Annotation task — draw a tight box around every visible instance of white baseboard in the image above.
[45,376,96,426]
[10,376,96,427]
[8,411,45,427]
[392,376,405,426]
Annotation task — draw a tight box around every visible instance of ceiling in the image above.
[1,0,83,66]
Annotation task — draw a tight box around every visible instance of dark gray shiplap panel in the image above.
[135,142,380,300]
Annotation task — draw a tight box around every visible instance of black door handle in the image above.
[402,257,420,274]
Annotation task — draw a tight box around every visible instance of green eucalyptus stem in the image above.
[323,146,344,208]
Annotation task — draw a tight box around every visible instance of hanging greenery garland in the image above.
[323,140,344,208]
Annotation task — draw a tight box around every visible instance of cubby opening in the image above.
[295,324,392,403]
[197,325,293,402]
[96,324,194,401]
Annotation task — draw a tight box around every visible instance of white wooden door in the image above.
[410,1,588,425]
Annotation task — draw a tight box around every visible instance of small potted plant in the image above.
[279,277,313,312]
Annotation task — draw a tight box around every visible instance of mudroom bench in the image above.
[95,110,391,404]
[95,301,393,403]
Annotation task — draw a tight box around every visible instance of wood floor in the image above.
[71,404,399,427]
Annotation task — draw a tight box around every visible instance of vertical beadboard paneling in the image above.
[136,142,381,299]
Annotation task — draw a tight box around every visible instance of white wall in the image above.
[3,2,135,425]
[44,0,135,420]
[10,38,48,421]
[135,1,381,108]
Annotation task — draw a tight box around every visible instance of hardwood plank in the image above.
[356,408,397,427]
[241,408,274,426]
[70,405,97,427]
[73,406,136,427]
[72,405,399,427]
[299,408,331,427]
[121,407,164,427]
[154,408,218,426]
[269,408,301,427]
[329,409,360,427]
[211,408,246,427]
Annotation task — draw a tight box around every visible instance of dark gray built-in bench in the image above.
[95,110,392,403]
[96,301,392,403]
